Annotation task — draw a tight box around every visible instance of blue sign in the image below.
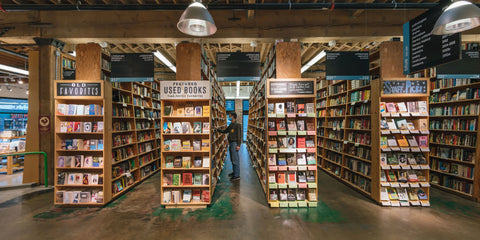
[243,100,249,111]
[226,100,235,112]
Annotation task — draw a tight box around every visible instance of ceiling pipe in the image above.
[2,3,475,12]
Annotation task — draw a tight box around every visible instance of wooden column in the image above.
[276,42,301,78]
[176,43,201,81]
[24,40,58,185]
[379,41,406,78]
[76,43,102,80]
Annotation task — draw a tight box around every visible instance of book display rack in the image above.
[247,77,267,192]
[265,78,318,208]
[54,80,112,206]
[428,78,480,201]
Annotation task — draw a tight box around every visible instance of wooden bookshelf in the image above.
[210,77,228,192]
[111,80,161,200]
[58,52,76,80]
[265,78,318,208]
[76,43,111,81]
[54,80,113,205]
[428,78,480,201]
[247,77,267,194]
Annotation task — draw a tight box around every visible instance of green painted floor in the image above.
[1,144,480,239]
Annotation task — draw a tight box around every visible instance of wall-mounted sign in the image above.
[326,51,370,80]
[56,82,102,97]
[269,80,315,96]
[383,80,428,95]
[39,115,50,134]
[111,53,154,82]
[226,100,235,112]
[160,81,211,100]
[217,52,261,81]
[437,51,480,79]
[403,2,461,74]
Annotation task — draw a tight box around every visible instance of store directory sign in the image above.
[111,53,154,82]
[217,52,261,81]
[326,51,370,80]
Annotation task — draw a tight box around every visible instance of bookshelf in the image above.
[59,52,76,80]
[265,78,318,208]
[428,78,480,201]
[111,80,161,200]
[54,80,112,206]
[247,77,267,194]
[160,80,225,207]
[76,43,111,81]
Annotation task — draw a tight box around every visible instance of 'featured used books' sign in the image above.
[383,80,427,95]
[160,81,211,100]
[56,82,102,97]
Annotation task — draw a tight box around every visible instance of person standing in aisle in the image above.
[215,112,242,181]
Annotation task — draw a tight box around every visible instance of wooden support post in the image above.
[176,43,202,81]
[378,41,405,78]
[76,43,103,80]
[276,42,302,78]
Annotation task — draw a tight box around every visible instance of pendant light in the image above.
[177,0,217,37]
[432,0,480,35]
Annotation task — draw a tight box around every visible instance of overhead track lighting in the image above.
[154,51,177,73]
[177,0,217,37]
[0,64,29,76]
[301,50,326,73]
[432,0,480,35]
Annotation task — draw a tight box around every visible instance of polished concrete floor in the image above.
[0,171,23,187]
[1,144,480,239]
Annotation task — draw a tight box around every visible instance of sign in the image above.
[326,51,370,80]
[269,80,315,96]
[226,100,235,112]
[111,53,154,82]
[437,51,480,79]
[56,82,102,97]
[62,70,76,80]
[243,100,249,111]
[383,80,428,95]
[403,2,461,74]
[160,81,211,100]
[39,115,50,134]
[0,98,28,114]
[217,52,261,81]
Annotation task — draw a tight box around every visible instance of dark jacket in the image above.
[218,121,242,144]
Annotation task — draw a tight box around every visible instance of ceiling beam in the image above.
[352,0,376,18]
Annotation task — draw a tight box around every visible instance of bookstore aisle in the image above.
[1,144,480,239]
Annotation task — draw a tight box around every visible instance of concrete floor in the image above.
[1,144,480,239]
[0,171,23,187]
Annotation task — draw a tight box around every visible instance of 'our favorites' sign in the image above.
[383,80,427,95]
[160,81,211,100]
[56,82,102,97]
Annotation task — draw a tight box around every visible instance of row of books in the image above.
[430,147,476,163]
[57,172,103,185]
[431,159,475,179]
[430,88,480,103]
[58,155,104,168]
[325,151,342,164]
[164,122,210,134]
[133,97,152,108]
[113,174,136,194]
[267,153,316,166]
[60,139,104,151]
[317,99,327,108]
[269,188,315,202]
[328,83,346,95]
[57,104,103,116]
[133,84,150,97]
[430,103,480,116]
[382,170,426,183]
[268,171,316,184]
[430,78,478,89]
[163,139,210,151]
[101,58,110,70]
[349,119,371,129]
[327,130,343,140]
[349,104,370,115]
[165,155,210,168]
[113,122,131,132]
[268,119,315,131]
[380,187,428,201]
[430,174,473,195]
[351,79,371,89]
[380,101,428,115]
[163,105,210,117]
[268,136,315,149]
[138,142,154,154]
[267,102,315,114]
[350,89,371,102]
[62,58,75,69]
[135,109,155,118]
[325,140,343,152]
[347,132,371,145]
[328,119,344,129]
[55,190,103,204]
[329,95,347,106]
[343,172,371,192]
[140,164,157,178]
[324,162,341,176]
[430,118,477,131]
[113,161,135,178]
[345,158,371,176]
[113,106,131,117]
[317,109,326,117]
[328,108,345,117]
[381,118,428,131]
[346,145,371,161]
[380,135,428,148]
[59,121,104,133]
[381,152,428,166]
[430,132,477,147]
[163,189,210,204]
[112,90,131,104]
[162,173,209,186]
[136,121,152,130]
[113,134,134,147]
[137,132,154,142]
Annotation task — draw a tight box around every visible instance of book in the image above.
[287,189,296,201]
[297,153,307,165]
[407,102,418,113]
[57,172,66,185]
[286,101,295,113]
[306,103,314,114]
[385,102,397,113]
[381,171,387,182]
[398,153,408,165]
[193,157,202,167]
[275,103,285,114]
[193,139,201,151]
[173,156,182,168]
[387,136,398,147]
[182,139,191,151]
[397,102,408,112]
[397,136,409,147]
[287,171,296,184]
[380,102,387,114]
[74,155,83,167]
[297,136,306,148]
[201,139,210,151]
[172,174,181,186]
[286,136,296,149]
[163,122,171,134]
[416,188,428,200]
[192,189,201,202]
[380,153,387,165]
[387,119,397,130]
[164,105,173,116]
[194,106,203,116]
[268,154,276,165]
[183,189,192,203]
[163,190,172,203]
[386,170,397,182]
[269,173,276,183]
[406,136,418,147]
[181,122,192,134]
[407,188,419,201]
[395,118,409,130]
[193,122,202,134]
[276,119,286,131]
[97,122,104,132]
[202,156,210,168]
[306,139,315,148]
[380,136,388,148]
[407,154,417,165]
[185,105,194,116]
[268,103,275,114]
[308,189,317,201]
[277,172,286,184]
[176,106,185,116]
[182,156,191,168]
[297,171,307,183]
[277,154,286,166]
[202,105,210,117]
[306,153,316,165]
[279,189,288,201]
[416,136,428,148]
[407,170,418,182]
[297,120,305,131]
[268,120,277,131]
[163,140,171,151]
[202,122,210,134]
[173,122,182,134]
[193,173,202,185]
[58,156,65,168]
[270,190,278,201]
[286,119,296,131]
[286,154,296,166]
[417,101,428,114]
[83,156,93,167]
[387,153,399,165]
[306,120,315,131]
[398,171,408,183]
[397,188,409,201]
[202,174,209,185]
[65,156,74,167]
[297,102,305,113]
[55,191,64,203]
[418,119,428,131]
[83,122,92,132]
[387,187,399,200]
[201,190,210,203]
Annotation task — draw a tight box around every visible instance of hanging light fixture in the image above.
[177,0,217,37]
[432,0,480,35]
